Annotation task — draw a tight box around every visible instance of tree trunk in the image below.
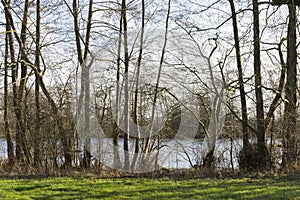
[122,0,131,171]
[131,0,145,172]
[282,4,297,168]
[72,0,85,168]
[5,0,32,164]
[229,0,250,157]
[144,0,171,153]
[253,0,270,170]
[83,0,93,169]
[142,0,171,171]
[34,0,41,167]
[83,66,91,168]
[72,0,94,168]
[4,13,14,165]
[113,7,122,170]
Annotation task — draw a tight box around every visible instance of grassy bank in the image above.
[0,175,299,199]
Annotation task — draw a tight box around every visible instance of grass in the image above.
[0,175,299,199]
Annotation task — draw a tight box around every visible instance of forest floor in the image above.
[0,173,299,199]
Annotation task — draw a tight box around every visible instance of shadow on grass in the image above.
[1,176,300,199]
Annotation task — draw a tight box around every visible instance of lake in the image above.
[0,137,244,170]
[0,137,283,171]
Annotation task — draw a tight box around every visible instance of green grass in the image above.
[0,175,299,199]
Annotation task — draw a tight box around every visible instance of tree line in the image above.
[0,0,299,174]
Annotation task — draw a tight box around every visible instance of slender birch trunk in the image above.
[121,0,131,171]
[131,0,145,172]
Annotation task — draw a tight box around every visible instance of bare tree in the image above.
[4,8,14,165]
[228,0,250,166]
[2,0,75,168]
[69,0,94,168]
[2,0,31,164]
[113,2,123,170]
[282,3,297,168]
[33,0,41,167]
[131,0,145,172]
[142,0,171,171]
[121,0,131,171]
[253,0,270,170]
